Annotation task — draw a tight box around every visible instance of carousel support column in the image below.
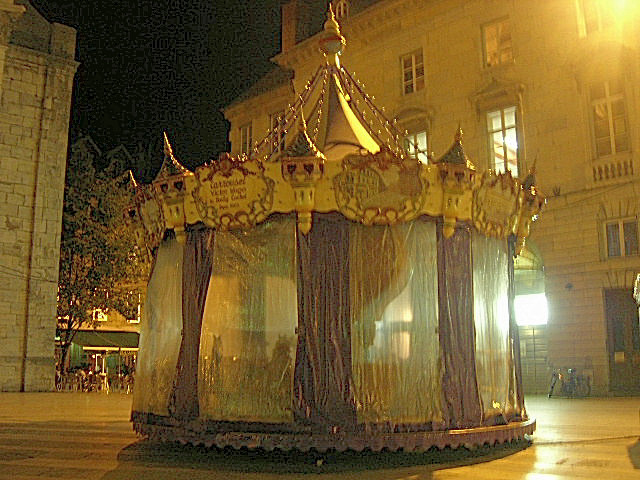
[169,226,215,420]
[437,222,483,428]
[294,213,356,431]
[508,234,525,418]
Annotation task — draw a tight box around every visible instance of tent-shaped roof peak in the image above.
[154,132,192,181]
[434,127,476,170]
[283,109,326,160]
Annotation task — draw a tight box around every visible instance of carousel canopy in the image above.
[124,7,544,251]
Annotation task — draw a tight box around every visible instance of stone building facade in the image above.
[0,1,76,391]
[224,0,640,394]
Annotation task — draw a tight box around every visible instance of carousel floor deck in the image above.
[0,392,639,479]
[132,412,535,452]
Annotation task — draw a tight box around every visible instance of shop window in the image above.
[239,122,252,155]
[605,218,639,258]
[590,79,629,158]
[486,106,519,176]
[483,18,513,67]
[270,111,285,153]
[514,243,547,326]
[401,50,424,95]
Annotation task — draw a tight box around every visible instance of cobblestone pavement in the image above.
[0,393,638,479]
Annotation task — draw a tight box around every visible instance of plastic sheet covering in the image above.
[472,233,513,421]
[351,220,443,424]
[132,235,184,415]
[199,217,297,422]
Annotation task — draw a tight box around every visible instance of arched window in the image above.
[334,0,349,20]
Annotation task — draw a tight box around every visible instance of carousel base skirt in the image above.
[131,414,535,452]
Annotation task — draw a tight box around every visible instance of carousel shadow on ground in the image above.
[99,438,531,479]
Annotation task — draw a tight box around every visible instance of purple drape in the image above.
[294,213,357,431]
[169,227,215,420]
[437,223,482,428]
[508,235,525,418]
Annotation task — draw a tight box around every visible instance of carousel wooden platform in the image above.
[132,414,535,452]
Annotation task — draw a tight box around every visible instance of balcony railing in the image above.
[592,155,635,184]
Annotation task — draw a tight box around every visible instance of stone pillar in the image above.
[21,24,78,391]
[0,4,77,391]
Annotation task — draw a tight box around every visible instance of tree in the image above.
[56,136,149,372]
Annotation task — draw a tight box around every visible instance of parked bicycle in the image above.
[548,367,591,398]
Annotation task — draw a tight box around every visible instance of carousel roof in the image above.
[249,8,401,162]
[124,5,545,255]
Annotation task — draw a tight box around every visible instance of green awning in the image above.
[72,331,139,350]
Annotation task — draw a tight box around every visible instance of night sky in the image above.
[30,0,285,174]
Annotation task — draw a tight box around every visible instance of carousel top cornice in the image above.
[124,5,545,254]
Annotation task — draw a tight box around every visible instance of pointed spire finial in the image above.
[319,2,345,64]
[455,124,463,143]
[163,131,174,159]
[154,132,191,181]
[127,169,139,191]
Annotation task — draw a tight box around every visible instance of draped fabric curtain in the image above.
[198,217,297,422]
[350,220,443,425]
[294,213,357,430]
[472,233,512,424]
[132,234,184,415]
[169,227,215,420]
[437,223,482,428]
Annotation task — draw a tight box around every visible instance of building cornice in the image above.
[7,43,79,71]
[0,1,24,45]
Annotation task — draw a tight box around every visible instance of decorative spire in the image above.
[435,126,475,170]
[522,157,537,191]
[318,3,346,65]
[127,169,140,193]
[154,132,191,181]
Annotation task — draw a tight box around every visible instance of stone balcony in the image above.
[591,153,636,185]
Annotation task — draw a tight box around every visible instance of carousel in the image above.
[126,9,544,452]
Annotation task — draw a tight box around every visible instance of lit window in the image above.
[239,122,252,155]
[404,130,428,164]
[483,19,513,67]
[578,0,614,36]
[333,0,349,20]
[590,79,629,157]
[606,219,639,258]
[92,308,108,322]
[401,50,425,95]
[270,111,285,153]
[486,106,519,176]
[515,294,548,326]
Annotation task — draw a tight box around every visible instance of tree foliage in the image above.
[57,136,149,371]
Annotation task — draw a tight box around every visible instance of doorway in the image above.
[605,288,640,393]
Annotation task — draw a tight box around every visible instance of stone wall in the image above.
[0,1,76,391]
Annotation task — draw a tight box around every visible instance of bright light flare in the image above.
[515,293,548,326]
